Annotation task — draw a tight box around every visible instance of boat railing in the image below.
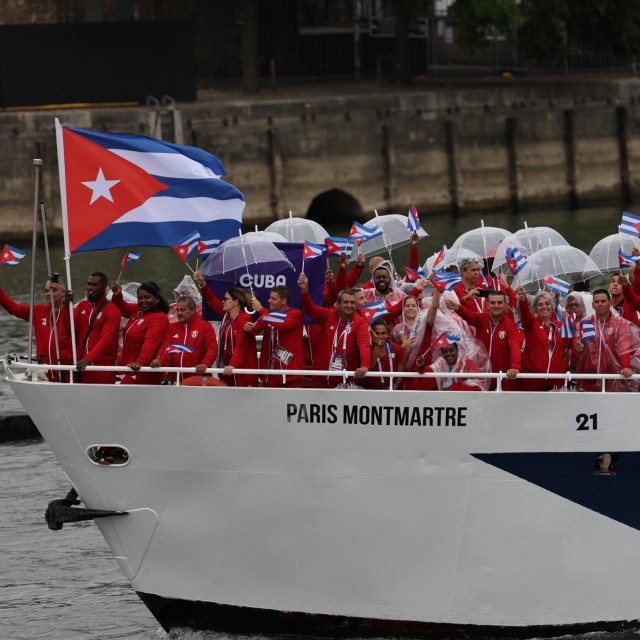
[0,356,634,392]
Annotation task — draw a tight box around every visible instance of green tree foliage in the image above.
[517,0,573,63]
[390,0,434,21]
[454,0,640,63]
[450,0,522,53]
[568,0,640,60]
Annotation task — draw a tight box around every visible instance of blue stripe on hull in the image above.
[473,452,640,531]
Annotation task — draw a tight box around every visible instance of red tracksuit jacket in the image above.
[74,296,121,384]
[248,307,304,386]
[454,303,523,390]
[0,287,72,382]
[158,315,218,382]
[301,291,371,386]
[112,295,169,385]
[200,284,258,387]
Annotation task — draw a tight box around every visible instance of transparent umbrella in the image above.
[265,216,328,244]
[201,234,294,292]
[423,248,480,273]
[492,228,569,273]
[518,245,602,289]
[589,232,640,273]
[244,230,288,243]
[446,224,511,265]
[514,225,569,253]
[358,213,428,258]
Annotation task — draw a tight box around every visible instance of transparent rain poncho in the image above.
[428,335,491,391]
[575,312,640,392]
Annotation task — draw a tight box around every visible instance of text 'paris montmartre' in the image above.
[286,403,468,427]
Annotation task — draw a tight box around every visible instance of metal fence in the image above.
[189,2,635,85]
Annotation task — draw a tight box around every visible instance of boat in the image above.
[5,360,640,636]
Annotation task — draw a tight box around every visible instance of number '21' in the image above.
[576,413,598,430]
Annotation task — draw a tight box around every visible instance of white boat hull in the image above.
[11,379,640,634]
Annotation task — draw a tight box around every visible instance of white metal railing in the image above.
[1,356,635,392]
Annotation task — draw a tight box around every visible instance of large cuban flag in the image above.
[55,120,245,252]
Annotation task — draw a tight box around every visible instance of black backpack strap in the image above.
[79,299,110,360]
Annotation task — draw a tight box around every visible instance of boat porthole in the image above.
[87,445,130,467]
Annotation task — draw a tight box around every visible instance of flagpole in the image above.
[116,269,124,284]
[40,201,63,380]
[480,219,490,278]
[238,230,255,298]
[27,159,42,370]
[55,118,77,371]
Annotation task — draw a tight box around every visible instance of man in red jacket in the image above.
[446,290,522,390]
[0,276,73,382]
[298,272,370,387]
[72,272,121,384]
[151,296,218,384]
[453,258,488,313]
[244,285,304,388]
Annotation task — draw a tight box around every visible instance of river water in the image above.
[1,204,637,638]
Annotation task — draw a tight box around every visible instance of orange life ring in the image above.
[180,376,228,387]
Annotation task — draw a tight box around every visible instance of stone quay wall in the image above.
[1,78,640,237]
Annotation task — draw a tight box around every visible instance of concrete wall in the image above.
[2,78,640,237]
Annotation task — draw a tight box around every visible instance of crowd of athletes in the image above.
[2,232,640,391]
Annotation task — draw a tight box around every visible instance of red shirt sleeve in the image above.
[83,304,121,364]
[200,285,224,316]
[201,323,219,367]
[0,287,30,320]
[409,243,419,270]
[301,291,331,324]
[136,313,169,366]
[346,263,364,288]
[354,319,371,369]
[111,293,139,319]
[623,285,640,310]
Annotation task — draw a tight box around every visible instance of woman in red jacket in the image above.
[515,285,571,391]
[111,281,170,385]
[193,272,258,387]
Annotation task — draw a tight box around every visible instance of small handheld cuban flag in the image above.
[559,313,576,338]
[554,305,563,322]
[166,342,195,354]
[197,238,221,258]
[404,266,428,282]
[579,319,596,342]
[407,203,421,232]
[432,245,447,270]
[0,244,27,266]
[324,236,355,258]
[121,250,141,271]
[360,301,389,324]
[505,247,527,275]
[618,249,640,268]
[432,332,461,348]
[258,310,287,324]
[543,273,570,296]
[173,230,201,262]
[350,221,383,243]
[303,241,326,261]
[431,270,462,292]
[619,211,640,237]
